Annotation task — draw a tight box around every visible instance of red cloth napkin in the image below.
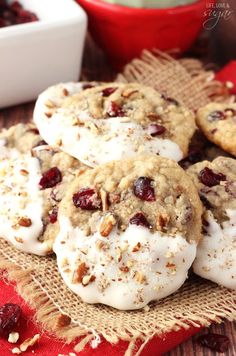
[215,61,236,94]
[0,279,202,355]
[0,61,234,355]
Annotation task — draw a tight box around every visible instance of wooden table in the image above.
[0,37,235,356]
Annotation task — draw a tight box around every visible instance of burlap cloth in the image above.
[0,50,236,356]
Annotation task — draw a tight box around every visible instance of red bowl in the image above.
[77,0,212,68]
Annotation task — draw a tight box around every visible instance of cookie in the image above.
[54,155,202,310]
[0,122,44,157]
[197,103,236,157]
[34,82,196,167]
[187,157,236,290]
[0,124,86,255]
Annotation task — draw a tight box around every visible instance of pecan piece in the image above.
[99,213,116,237]
[72,262,88,283]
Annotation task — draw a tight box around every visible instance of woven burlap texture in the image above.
[0,50,236,356]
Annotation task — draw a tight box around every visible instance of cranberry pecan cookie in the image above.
[34,82,196,167]
[197,103,236,157]
[0,124,87,255]
[187,157,236,290]
[54,155,202,310]
[0,122,44,156]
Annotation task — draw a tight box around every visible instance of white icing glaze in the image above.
[0,146,49,255]
[54,215,196,310]
[34,83,183,167]
[193,210,236,290]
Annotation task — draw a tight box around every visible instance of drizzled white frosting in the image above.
[0,146,49,255]
[54,215,196,310]
[193,209,236,290]
[34,82,183,167]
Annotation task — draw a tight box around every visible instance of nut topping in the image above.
[99,213,116,237]
[72,262,88,283]
[17,217,32,227]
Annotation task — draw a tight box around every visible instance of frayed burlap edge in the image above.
[1,252,236,356]
[0,50,236,356]
[116,49,235,110]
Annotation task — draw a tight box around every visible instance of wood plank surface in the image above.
[0,35,235,356]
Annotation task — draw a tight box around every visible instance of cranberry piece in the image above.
[148,124,166,136]
[0,1,38,28]
[82,83,94,90]
[39,167,62,189]
[130,212,150,228]
[102,87,117,97]
[0,303,22,338]
[107,101,125,117]
[199,167,226,187]
[197,333,230,352]
[10,1,22,11]
[133,177,156,202]
[207,111,225,122]
[73,188,101,210]
[49,208,58,224]
[161,94,179,106]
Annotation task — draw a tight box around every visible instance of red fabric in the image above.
[215,61,236,94]
[0,279,202,355]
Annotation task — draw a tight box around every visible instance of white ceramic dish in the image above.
[0,0,87,108]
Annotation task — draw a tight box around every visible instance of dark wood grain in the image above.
[0,35,235,356]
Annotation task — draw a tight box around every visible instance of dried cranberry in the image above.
[102,87,117,97]
[207,111,225,122]
[39,167,62,189]
[10,1,22,11]
[199,167,226,187]
[197,333,230,352]
[0,303,22,338]
[130,212,150,228]
[148,124,166,136]
[82,83,94,90]
[106,101,125,117]
[133,177,156,202]
[49,208,58,224]
[73,188,101,210]
[161,94,179,106]
[0,1,38,28]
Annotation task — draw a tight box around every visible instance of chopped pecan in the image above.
[18,217,32,227]
[122,89,138,98]
[134,271,146,284]
[62,88,69,96]
[156,213,170,231]
[99,213,116,237]
[82,275,96,286]
[55,314,71,328]
[119,266,129,273]
[72,262,88,283]
[100,189,109,211]
[132,242,141,252]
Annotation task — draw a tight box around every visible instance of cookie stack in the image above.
[0,82,235,310]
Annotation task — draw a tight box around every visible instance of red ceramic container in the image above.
[77,0,212,68]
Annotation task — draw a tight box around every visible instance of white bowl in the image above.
[0,0,87,108]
